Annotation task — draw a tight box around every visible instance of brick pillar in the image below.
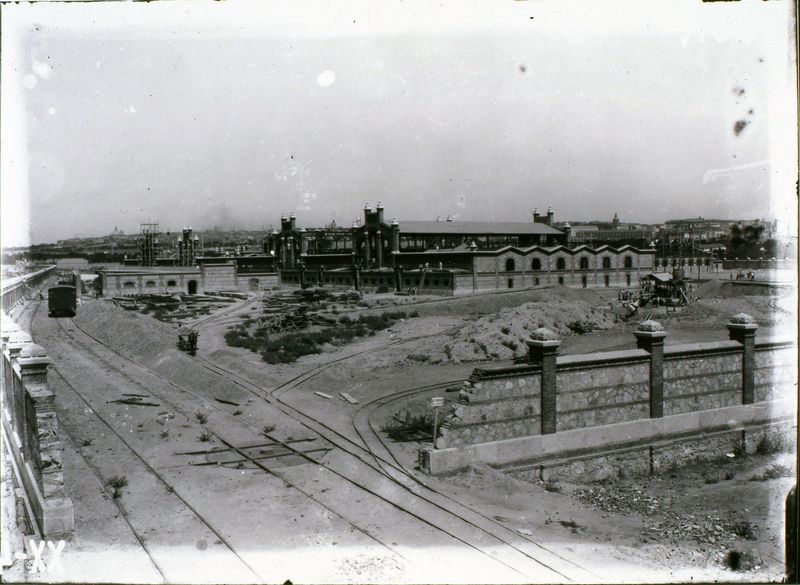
[634,319,667,418]
[727,313,759,405]
[526,328,561,435]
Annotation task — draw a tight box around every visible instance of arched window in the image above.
[505,258,516,272]
[556,257,566,270]
[531,258,541,271]
[579,257,589,270]
[167,280,177,287]
[123,281,136,289]
[145,280,156,288]
[624,256,633,269]
[602,257,611,269]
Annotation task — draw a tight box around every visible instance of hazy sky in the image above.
[2,0,797,246]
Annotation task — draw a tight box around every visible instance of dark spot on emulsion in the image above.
[725,550,741,571]
[748,109,754,115]
[734,120,749,136]
[519,64,527,73]
[196,539,207,551]
[733,87,745,96]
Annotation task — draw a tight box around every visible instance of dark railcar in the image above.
[48,285,77,317]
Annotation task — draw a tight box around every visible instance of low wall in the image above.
[422,314,795,479]
[1,314,74,537]
[423,402,793,479]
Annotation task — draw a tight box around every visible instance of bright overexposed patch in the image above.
[22,74,37,89]
[316,70,336,87]
[128,105,137,113]
[48,107,56,115]
[32,60,52,79]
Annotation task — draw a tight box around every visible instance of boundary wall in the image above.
[421,314,795,480]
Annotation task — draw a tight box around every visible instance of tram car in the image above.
[48,285,77,317]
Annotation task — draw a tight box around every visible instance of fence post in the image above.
[726,313,758,405]
[526,328,561,435]
[634,320,667,418]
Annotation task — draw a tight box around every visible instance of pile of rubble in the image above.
[574,484,663,516]
[575,484,758,547]
[640,510,752,546]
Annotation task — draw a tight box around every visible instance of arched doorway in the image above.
[187,280,198,295]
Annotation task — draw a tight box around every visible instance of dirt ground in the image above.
[6,276,796,583]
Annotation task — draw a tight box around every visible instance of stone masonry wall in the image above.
[755,345,796,402]
[663,347,743,415]
[441,371,542,447]
[433,314,795,455]
[557,360,650,431]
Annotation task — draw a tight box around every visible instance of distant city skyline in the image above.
[2,0,797,247]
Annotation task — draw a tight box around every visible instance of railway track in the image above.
[192,335,602,581]
[44,317,410,581]
[58,315,593,581]
[46,319,267,583]
[45,366,170,584]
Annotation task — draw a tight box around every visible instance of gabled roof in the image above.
[397,220,564,236]
[642,272,673,282]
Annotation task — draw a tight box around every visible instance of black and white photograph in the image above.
[1,0,797,583]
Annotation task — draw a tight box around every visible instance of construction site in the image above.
[1,259,795,583]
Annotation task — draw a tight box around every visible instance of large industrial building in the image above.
[270,204,655,294]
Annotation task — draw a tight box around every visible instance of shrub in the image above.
[257,312,407,363]
[107,475,128,490]
[262,424,276,437]
[756,432,790,455]
[195,412,208,424]
[107,475,128,499]
[198,430,213,442]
